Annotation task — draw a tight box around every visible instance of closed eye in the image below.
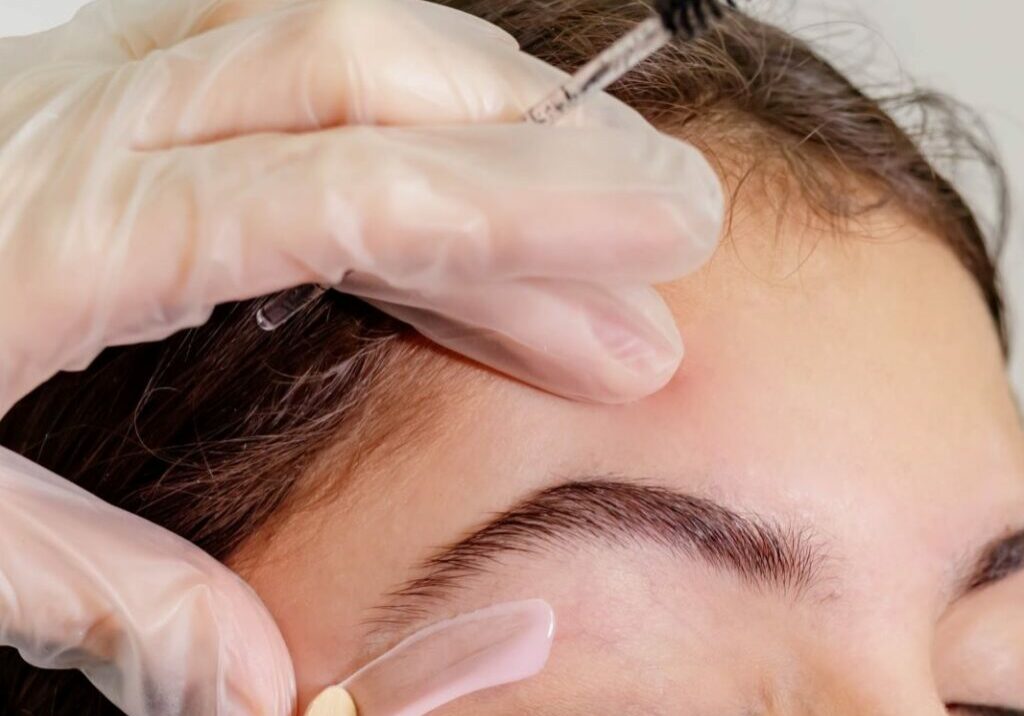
[948,705,1024,716]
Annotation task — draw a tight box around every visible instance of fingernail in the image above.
[591,300,684,400]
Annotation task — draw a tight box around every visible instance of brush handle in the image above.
[525,16,672,124]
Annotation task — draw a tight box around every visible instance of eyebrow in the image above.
[963,528,1024,593]
[370,480,826,630]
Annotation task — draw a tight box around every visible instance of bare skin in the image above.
[239,182,1024,715]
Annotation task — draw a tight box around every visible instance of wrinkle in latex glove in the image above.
[305,600,555,716]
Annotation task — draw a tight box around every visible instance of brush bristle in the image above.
[654,0,737,38]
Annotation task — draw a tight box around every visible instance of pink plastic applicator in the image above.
[304,599,555,716]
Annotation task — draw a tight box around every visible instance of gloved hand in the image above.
[0,448,295,716]
[0,0,723,411]
[0,0,724,713]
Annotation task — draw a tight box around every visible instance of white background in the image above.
[2,0,1022,393]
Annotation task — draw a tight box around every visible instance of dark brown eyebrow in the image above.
[369,480,826,630]
[964,528,1024,593]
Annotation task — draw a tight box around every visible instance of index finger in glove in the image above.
[0,448,295,716]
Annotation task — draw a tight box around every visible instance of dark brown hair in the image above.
[0,1,1008,713]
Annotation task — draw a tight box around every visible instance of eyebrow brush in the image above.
[525,0,737,124]
[255,0,739,332]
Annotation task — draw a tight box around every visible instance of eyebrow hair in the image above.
[965,528,1024,592]
[370,480,826,630]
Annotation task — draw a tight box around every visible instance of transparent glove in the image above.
[0,0,724,714]
[0,0,723,411]
[0,448,295,716]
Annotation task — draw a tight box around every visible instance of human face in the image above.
[239,194,1024,715]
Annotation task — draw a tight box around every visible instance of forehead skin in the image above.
[238,192,1024,713]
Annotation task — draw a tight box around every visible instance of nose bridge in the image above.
[790,637,949,716]
[799,680,948,716]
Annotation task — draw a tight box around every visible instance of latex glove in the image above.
[0,0,723,413]
[0,448,296,716]
[0,0,724,714]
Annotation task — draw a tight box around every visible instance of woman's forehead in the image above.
[357,197,1024,611]
[304,196,1024,588]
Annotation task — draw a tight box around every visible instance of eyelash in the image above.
[947,705,1024,716]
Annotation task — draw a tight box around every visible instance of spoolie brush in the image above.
[657,0,738,40]
[524,0,740,124]
[255,0,743,332]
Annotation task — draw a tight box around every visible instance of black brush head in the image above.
[655,0,738,38]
